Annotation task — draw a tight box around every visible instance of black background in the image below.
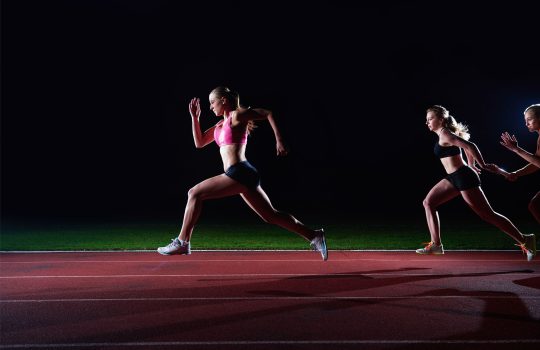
[2,0,539,224]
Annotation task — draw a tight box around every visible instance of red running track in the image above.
[1,251,539,349]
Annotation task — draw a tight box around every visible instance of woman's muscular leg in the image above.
[179,174,245,241]
[423,179,460,245]
[241,186,317,241]
[461,187,525,244]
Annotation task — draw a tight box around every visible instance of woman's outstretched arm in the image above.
[500,132,540,168]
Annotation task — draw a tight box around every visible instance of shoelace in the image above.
[422,241,434,249]
[515,242,530,256]
[167,239,179,248]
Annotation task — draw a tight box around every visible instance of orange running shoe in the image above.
[416,241,444,255]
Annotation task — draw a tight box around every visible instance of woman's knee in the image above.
[187,185,203,200]
[474,208,498,222]
[476,212,492,222]
[423,197,435,210]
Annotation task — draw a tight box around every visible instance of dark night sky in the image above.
[1,0,539,223]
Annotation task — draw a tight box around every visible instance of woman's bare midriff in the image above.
[220,144,247,171]
[440,154,467,174]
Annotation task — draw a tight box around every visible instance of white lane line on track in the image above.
[1,339,540,348]
[0,250,522,253]
[1,259,537,263]
[2,296,540,303]
[1,272,538,279]
[0,259,401,263]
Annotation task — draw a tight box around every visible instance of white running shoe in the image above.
[310,229,328,261]
[517,234,536,261]
[157,238,191,255]
[416,241,444,255]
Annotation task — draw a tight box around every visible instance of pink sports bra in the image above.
[214,115,248,147]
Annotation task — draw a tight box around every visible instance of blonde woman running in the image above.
[157,87,327,260]
[418,105,536,260]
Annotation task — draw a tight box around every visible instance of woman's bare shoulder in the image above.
[438,127,454,139]
[234,107,267,122]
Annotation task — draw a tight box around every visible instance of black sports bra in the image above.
[434,143,461,158]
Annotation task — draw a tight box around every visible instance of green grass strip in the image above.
[1,220,536,251]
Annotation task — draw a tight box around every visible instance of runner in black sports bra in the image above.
[434,141,461,158]
[417,105,535,260]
